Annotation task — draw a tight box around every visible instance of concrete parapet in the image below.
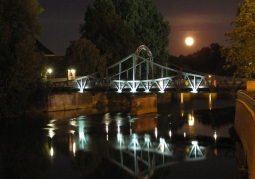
[235,94,255,179]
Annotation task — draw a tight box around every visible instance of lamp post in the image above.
[47,68,52,79]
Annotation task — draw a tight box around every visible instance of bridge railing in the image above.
[236,90,255,113]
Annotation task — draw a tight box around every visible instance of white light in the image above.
[118,89,122,93]
[169,130,172,138]
[214,132,217,140]
[192,141,198,145]
[50,147,54,156]
[73,142,76,156]
[131,88,136,93]
[155,127,158,139]
[144,134,150,143]
[49,129,55,138]
[185,37,194,46]
[70,69,75,74]
[188,113,195,126]
[106,124,108,134]
[79,132,86,142]
[118,125,120,133]
[47,68,52,74]
[159,81,164,92]
[117,133,123,143]
[191,90,198,93]
[184,132,186,138]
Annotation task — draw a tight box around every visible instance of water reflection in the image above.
[0,92,239,179]
[43,111,236,178]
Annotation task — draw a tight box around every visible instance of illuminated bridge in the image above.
[52,48,246,93]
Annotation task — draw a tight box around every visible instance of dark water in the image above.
[0,92,239,179]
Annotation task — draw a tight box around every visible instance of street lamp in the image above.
[47,68,52,79]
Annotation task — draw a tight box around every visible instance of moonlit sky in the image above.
[37,0,243,56]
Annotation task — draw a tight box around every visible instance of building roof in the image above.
[35,39,55,56]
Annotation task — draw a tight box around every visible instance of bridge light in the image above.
[191,89,198,93]
[131,88,136,93]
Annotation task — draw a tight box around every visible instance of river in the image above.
[0,92,239,179]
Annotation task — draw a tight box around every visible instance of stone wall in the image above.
[235,99,255,179]
[47,92,108,111]
[47,92,159,116]
[130,94,157,115]
[157,92,171,103]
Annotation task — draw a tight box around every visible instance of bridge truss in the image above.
[66,53,246,93]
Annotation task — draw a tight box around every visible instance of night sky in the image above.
[37,0,243,57]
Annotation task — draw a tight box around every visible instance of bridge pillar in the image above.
[130,94,157,115]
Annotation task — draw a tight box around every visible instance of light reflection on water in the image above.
[42,92,238,179]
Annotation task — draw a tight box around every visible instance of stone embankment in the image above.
[46,92,171,115]
[234,81,255,179]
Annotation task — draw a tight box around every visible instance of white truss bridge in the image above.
[52,53,246,93]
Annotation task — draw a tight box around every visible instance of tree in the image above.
[66,38,107,77]
[0,0,45,116]
[222,0,255,78]
[80,0,140,66]
[177,43,232,76]
[112,0,170,59]
[80,0,170,65]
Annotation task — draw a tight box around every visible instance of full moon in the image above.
[185,37,194,46]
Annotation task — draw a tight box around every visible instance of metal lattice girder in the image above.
[75,77,88,92]
[140,81,154,91]
[155,78,172,92]
[112,80,126,91]
[74,75,96,92]
[127,81,141,91]
[184,73,205,92]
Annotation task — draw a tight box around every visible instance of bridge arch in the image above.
[135,45,152,58]
[135,45,154,80]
